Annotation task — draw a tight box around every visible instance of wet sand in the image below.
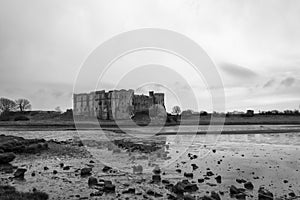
[0,128,300,199]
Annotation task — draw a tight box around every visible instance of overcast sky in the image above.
[0,0,300,112]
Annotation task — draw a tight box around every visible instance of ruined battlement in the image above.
[73,89,165,120]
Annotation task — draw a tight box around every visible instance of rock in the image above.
[206,182,217,187]
[210,191,221,200]
[31,172,35,176]
[258,187,273,200]
[14,168,27,179]
[184,194,196,200]
[146,189,163,197]
[206,171,214,176]
[88,177,98,186]
[152,166,161,174]
[212,149,216,153]
[59,163,64,168]
[152,174,161,183]
[122,188,135,194]
[43,166,49,170]
[172,180,198,194]
[53,170,58,174]
[103,181,116,193]
[63,166,70,170]
[236,179,247,184]
[0,153,16,164]
[191,163,198,170]
[162,179,170,184]
[89,160,95,163]
[198,178,205,183]
[215,175,222,184]
[235,193,246,200]
[230,185,245,196]
[102,165,112,173]
[80,167,92,176]
[176,169,182,173]
[184,172,194,178]
[244,181,254,190]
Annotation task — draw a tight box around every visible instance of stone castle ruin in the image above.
[73,89,165,120]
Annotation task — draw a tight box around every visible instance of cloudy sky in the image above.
[0,0,300,112]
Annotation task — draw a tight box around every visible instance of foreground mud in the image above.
[0,132,300,200]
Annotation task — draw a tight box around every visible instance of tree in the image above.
[15,99,31,112]
[55,106,62,113]
[172,106,181,115]
[181,109,193,116]
[0,98,16,113]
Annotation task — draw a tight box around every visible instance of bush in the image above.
[14,116,30,121]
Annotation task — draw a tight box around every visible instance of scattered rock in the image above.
[0,152,16,164]
[184,172,194,178]
[215,175,222,184]
[53,170,58,174]
[258,187,273,200]
[176,169,182,173]
[152,166,161,174]
[198,178,205,183]
[206,171,214,176]
[88,177,98,186]
[191,163,199,170]
[244,181,254,190]
[211,191,221,200]
[236,179,247,184]
[122,188,135,194]
[152,174,161,183]
[63,166,70,170]
[102,165,112,173]
[80,167,92,176]
[14,168,27,179]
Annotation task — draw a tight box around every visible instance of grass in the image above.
[0,185,49,200]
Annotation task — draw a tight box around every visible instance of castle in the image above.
[73,89,165,120]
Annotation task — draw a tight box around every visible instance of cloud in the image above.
[263,79,275,88]
[280,77,295,87]
[219,63,258,79]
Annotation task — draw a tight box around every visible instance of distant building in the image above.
[73,89,165,120]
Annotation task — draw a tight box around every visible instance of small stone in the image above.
[152,174,161,183]
[198,178,205,183]
[176,169,182,173]
[258,187,273,200]
[14,168,27,179]
[80,167,92,176]
[211,191,221,200]
[59,163,64,168]
[0,153,16,164]
[244,181,254,190]
[102,165,112,173]
[191,163,199,170]
[152,166,161,174]
[63,166,70,170]
[53,170,58,174]
[215,175,222,184]
[206,171,214,176]
[43,166,49,170]
[184,172,193,178]
[88,177,98,186]
[212,149,216,153]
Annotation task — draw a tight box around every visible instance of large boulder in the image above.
[0,152,16,164]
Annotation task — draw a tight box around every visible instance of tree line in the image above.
[0,97,31,114]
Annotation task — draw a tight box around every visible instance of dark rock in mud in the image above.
[215,175,222,184]
[230,185,245,196]
[88,177,98,186]
[211,191,221,200]
[206,171,214,176]
[0,135,47,153]
[63,166,70,170]
[0,152,16,164]
[184,172,194,178]
[172,180,198,194]
[122,188,135,194]
[103,181,116,193]
[152,174,161,183]
[14,168,27,179]
[80,167,92,176]
[258,187,273,200]
[152,166,161,174]
[191,163,199,170]
[244,181,254,190]
[198,178,205,183]
[184,194,196,200]
[236,179,247,184]
[102,165,112,173]
[146,189,163,197]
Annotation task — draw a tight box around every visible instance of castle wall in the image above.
[73,89,165,120]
